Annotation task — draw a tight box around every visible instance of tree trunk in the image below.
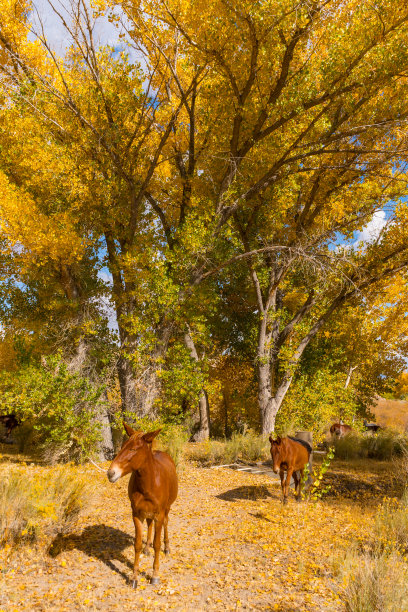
[97,397,114,460]
[117,353,139,415]
[184,331,210,440]
[194,390,210,441]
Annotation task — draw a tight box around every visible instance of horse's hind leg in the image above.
[163,512,170,555]
[293,471,300,501]
[144,518,153,555]
[297,468,305,501]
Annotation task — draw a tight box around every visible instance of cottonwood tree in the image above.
[118,0,408,432]
[3,0,408,437]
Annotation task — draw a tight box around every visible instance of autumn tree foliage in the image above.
[1,0,408,443]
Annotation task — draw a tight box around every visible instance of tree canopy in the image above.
[1,0,408,449]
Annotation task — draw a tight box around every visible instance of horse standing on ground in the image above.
[269,436,312,504]
[330,422,352,438]
[363,419,381,433]
[107,423,178,588]
[0,414,20,439]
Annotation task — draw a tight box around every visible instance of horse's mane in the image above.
[288,436,312,455]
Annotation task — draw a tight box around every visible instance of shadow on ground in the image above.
[216,484,273,502]
[49,524,137,583]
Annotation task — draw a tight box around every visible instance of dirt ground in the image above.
[0,452,400,612]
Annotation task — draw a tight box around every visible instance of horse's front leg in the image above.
[144,518,153,555]
[132,516,143,588]
[279,469,286,503]
[284,468,294,504]
[151,516,164,585]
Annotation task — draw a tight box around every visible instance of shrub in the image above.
[0,355,105,462]
[333,430,408,461]
[333,433,367,460]
[0,465,92,546]
[365,429,407,460]
[160,425,189,468]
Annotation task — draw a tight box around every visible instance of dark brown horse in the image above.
[330,422,352,438]
[363,419,381,433]
[107,423,178,588]
[269,436,312,504]
[0,414,20,439]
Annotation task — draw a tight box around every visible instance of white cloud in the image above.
[355,210,388,245]
[30,1,124,53]
[98,270,113,286]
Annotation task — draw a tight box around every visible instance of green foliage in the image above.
[0,354,104,462]
[277,369,358,442]
[155,342,208,424]
[302,447,335,501]
[0,465,92,546]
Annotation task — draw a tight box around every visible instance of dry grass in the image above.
[338,471,408,611]
[341,549,408,612]
[187,430,269,465]
[371,397,408,431]
[0,465,92,546]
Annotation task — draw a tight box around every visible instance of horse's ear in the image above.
[276,436,282,444]
[123,422,137,437]
[269,434,274,444]
[142,429,162,444]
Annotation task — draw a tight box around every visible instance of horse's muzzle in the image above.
[107,468,121,483]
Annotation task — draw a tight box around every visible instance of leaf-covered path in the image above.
[1,459,393,611]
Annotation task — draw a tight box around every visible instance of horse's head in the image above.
[269,435,285,473]
[107,423,161,483]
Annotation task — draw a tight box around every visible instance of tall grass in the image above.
[341,549,408,612]
[0,466,92,546]
[374,491,408,554]
[339,489,408,610]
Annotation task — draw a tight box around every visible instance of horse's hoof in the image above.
[282,497,288,505]
[151,577,160,586]
[143,547,150,556]
[164,548,170,556]
[132,580,138,589]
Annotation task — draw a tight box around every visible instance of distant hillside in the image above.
[370,397,408,431]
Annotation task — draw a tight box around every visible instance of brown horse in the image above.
[0,414,20,439]
[330,422,352,438]
[269,436,312,504]
[107,423,178,588]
